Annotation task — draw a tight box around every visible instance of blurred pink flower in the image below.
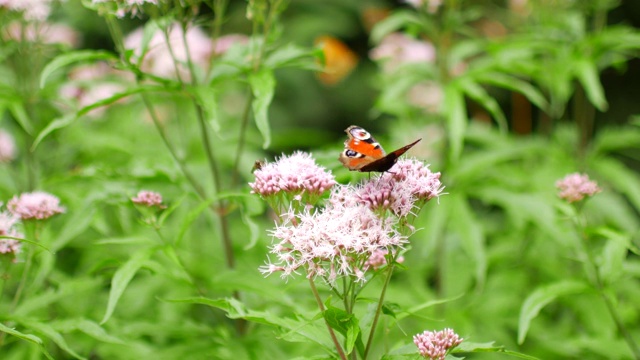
[8,191,65,220]
[124,24,214,81]
[91,0,158,18]
[370,33,436,72]
[413,328,463,360]
[4,21,79,47]
[0,0,54,21]
[0,211,22,257]
[407,81,443,113]
[556,173,601,203]
[403,0,442,13]
[131,190,165,208]
[213,34,249,55]
[261,184,408,285]
[249,151,336,198]
[0,130,17,163]
[58,62,129,117]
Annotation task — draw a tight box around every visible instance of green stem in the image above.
[363,260,396,360]
[10,222,37,311]
[308,277,348,360]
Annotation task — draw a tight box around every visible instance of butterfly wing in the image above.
[339,126,386,171]
[358,138,421,172]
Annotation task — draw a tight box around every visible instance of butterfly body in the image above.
[339,125,421,172]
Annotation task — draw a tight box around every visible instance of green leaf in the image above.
[249,69,275,149]
[323,305,362,355]
[264,43,322,71]
[189,85,220,135]
[459,77,507,133]
[518,280,590,344]
[53,319,125,345]
[32,84,167,150]
[15,318,86,360]
[0,322,43,345]
[8,101,34,135]
[444,82,467,163]
[40,50,117,88]
[31,113,76,151]
[454,341,541,359]
[370,10,422,44]
[594,228,632,284]
[0,322,54,360]
[0,235,53,254]
[166,297,334,350]
[591,157,640,213]
[475,72,549,111]
[101,249,153,324]
[574,59,607,111]
[175,197,215,247]
[449,194,487,290]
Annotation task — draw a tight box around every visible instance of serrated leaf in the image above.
[40,50,117,88]
[323,305,361,355]
[518,280,590,344]
[249,69,275,149]
[101,249,153,324]
[574,59,607,111]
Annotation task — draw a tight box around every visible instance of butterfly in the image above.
[338,125,421,172]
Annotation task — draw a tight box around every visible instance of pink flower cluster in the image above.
[556,173,601,203]
[356,159,443,217]
[403,0,443,14]
[413,328,463,360]
[363,248,404,271]
[0,211,22,256]
[261,184,407,285]
[249,151,336,198]
[131,191,165,208]
[8,191,64,220]
[0,0,55,21]
[4,21,79,47]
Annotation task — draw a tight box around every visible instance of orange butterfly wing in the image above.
[339,125,420,172]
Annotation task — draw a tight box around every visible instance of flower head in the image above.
[261,184,408,285]
[413,328,463,360]
[0,130,16,163]
[249,151,336,198]
[132,191,165,208]
[4,21,79,47]
[556,173,601,203]
[355,159,443,217]
[8,192,64,220]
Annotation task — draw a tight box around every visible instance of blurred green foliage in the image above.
[0,0,639,359]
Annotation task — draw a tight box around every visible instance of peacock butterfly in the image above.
[338,125,421,172]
